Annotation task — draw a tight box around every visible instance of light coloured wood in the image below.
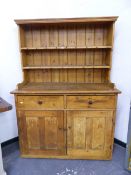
[23,65,110,69]
[11,82,120,94]
[17,95,64,109]
[18,111,66,155]
[12,17,120,160]
[20,46,112,50]
[67,111,114,159]
[15,16,118,25]
[66,95,115,109]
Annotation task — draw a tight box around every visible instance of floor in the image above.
[2,142,131,175]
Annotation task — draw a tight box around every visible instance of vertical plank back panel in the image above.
[94,50,102,66]
[85,50,94,65]
[32,27,41,47]
[67,25,76,47]
[51,69,60,82]
[68,69,77,83]
[93,69,102,83]
[25,25,33,47]
[94,25,104,46]
[34,70,43,82]
[86,25,94,46]
[68,50,76,65]
[33,51,42,66]
[43,70,52,82]
[19,26,25,47]
[59,50,68,66]
[40,26,49,47]
[42,51,51,66]
[49,26,58,47]
[58,25,67,47]
[21,21,113,84]
[76,24,86,47]
[60,69,68,82]
[85,69,93,83]
[76,69,85,83]
[26,51,34,66]
[76,50,85,65]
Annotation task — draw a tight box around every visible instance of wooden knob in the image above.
[19,101,23,104]
[38,100,43,105]
[88,100,93,105]
[58,127,63,130]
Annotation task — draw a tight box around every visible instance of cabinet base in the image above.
[21,154,112,160]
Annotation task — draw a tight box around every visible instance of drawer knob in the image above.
[38,100,43,105]
[19,101,23,104]
[88,100,93,105]
[58,127,63,130]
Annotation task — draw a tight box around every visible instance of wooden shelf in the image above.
[23,65,111,70]
[11,82,121,94]
[21,46,112,50]
[12,82,117,93]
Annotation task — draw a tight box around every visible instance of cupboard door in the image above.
[67,111,115,159]
[17,111,66,156]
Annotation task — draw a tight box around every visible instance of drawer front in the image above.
[67,95,116,109]
[17,96,64,109]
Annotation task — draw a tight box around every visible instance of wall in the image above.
[0,0,131,143]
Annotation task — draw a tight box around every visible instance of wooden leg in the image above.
[0,144,6,175]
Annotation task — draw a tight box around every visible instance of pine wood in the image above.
[17,95,64,110]
[12,17,120,160]
[66,95,116,109]
[67,111,114,159]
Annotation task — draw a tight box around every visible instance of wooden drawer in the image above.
[66,95,116,109]
[17,96,64,109]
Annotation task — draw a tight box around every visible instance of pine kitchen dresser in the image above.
[11,17,121,160]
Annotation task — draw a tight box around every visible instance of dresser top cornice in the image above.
[15,16,118,25]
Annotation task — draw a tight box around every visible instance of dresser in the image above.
[11,17,120,160]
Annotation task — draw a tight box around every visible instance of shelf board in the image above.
[23,65,110,70]
[12,82,121,94]
[21,46,112,50]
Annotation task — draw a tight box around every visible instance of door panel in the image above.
[18,111,66,156]
[44,116,58,149]
[73,117,86,149]
[92,117,105,150]
[26,117,40,149]
[67,111,114,159]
